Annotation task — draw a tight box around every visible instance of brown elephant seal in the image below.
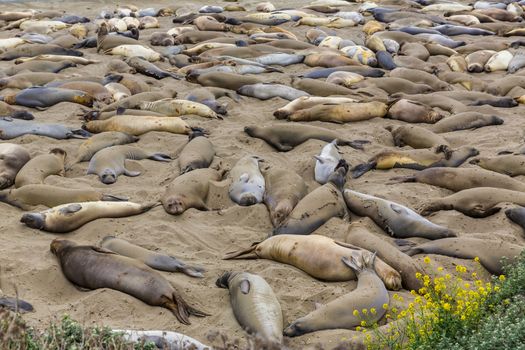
[150,32,175,46]
[0,143,30,189]
[15,148,66,188]
[351,146,479,178]
[97,22,138,52]
[470,155,525,177]
[387,125,449,149]
[100,236,204,278]
[0,72,62,90]
[273,163,348,235]
[287,101,388,123]
[100,90,177,112]
[390,167,525,192]
[186,71,261,91]
[106,59,135,74]
[346,221,423,291]
[290,77,354,97]
[216,272,283,344]
[263,166,307,227]
[304,54,360,68]
[0,44,82,61]
[465,50,496,73]
[284,251,389,337]
[2,87,94,108]
[400,42,430,61]
[178,131,215,174]
[87,145,171,184]
[53,81,112,104]
[244,124,369,151]
[69,131,139,166]
[173,31,225,45]
[431,112,504,133]
[229,155,265,206]
[344,189,456,239]
[273,96,357,119]
[389,68,450,91]
[390,93,464,114]
[419,187,525,218]
[398,237,523,276]
[0,101,34,120]
[354,77,433,95]
[83,115,192,136]
[161,168,223,215]
[223,234,401,290]
[50,239,207,324]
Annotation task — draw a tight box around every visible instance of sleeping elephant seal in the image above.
[287,101,388,123]
[315,140,342,184]
[23,201,155,233]
[284,251,389,337]
[0,118,89,140]
[386,99,444,124]
[2,87,94,108]
[263,166,307,227]
[15,148,66,188]
[178,131,215,174]
[273,96,357,119]
[431,112,504,133]
[419,187,525,218]
[82,115,192,136]
[223,234,401,290]
[273,162,348,236]
[87,145,171,184]
[505,207,525,232]
[229,155,265,206]
[186,71,261,91]
[50,239,207,324]
[100,236,205,278]
[398,237,522,276]
[69,132,139,166]
[0,143,30,189]
[344,189,456,239]
[216,272,283,344]
[387,125,449,149]
[97,22,138,52]
[161,168,224,215]
[470,155,525,177]
[244,124,369,151]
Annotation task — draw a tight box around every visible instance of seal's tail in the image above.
[222,242,260,259]
[351,161,376,178]
[177,262,205,278]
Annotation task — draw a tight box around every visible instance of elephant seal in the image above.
[100,236,204,278]
[83,115,192,136]
[229,155,265,206]
[389,68,450,91]
[244,124,368,151]
[274,96,357,119]
[53,81,112,104]
[2,87,93,108]
[470,155,525,177]
[344,189,456,239]
[0,185,126,210]
[100,90,177,112]
[186,72,261,91]
[216,272,283,344]
[178,131,215,174]
[419,187,525,218]
[97,22,138,52]
[161,168,223,215]
[0,296,33,313]
[485,50,513,72]
[290,77,354,97]
[465,50,496,73]
[263,166,307,227]
[506,207,525,232]
[185,87,238,115]
[354,77,433,95]
[50,239,207,324]
[326,71,364,87]
[346,221,423,291]
[87,145,171,184]
[287,101,388,123]
[69,131,139,166]
[0,118,89,140]
[398,237,522,276]
[0,72,62,90]
[0,101,33,120]
[15,148,66,188]
[0,44,82,60]
[431,112,504,133]
[223,234,401,289]
[125,57,181,80]
[315,140,342,184]
[301,66,385,79]
[0,143,30,189]
[284,252,388,337]
[237,83,309,101]
[387,125,449,149]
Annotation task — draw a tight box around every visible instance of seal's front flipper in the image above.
[101,194,128,201]
[351,162,376,178]
[123,169,141,177]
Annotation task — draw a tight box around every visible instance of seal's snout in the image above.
[21,213,45,229]
[100,170,117,184]
[469,158,480,165]
[239,194,257,206]
[164,198,184,215]
[215,271,233,288]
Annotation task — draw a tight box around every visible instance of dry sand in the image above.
[0,0,524,349]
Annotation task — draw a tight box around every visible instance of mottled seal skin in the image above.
[274,96,357,119]
[431,112,503,133]
[178,131,215,174]
[344,189,456,240]
[288,101,388,123]
[101,91,176,112]
[223,234,401,290]
[0,143,30,189]
[470,155,525,177]
[161,168,223,215]
[69,132,139,166]
[284,252,389,337]
[387,125,449,149]
[216,272,283,344]
[15,148,66,188]
[100,236,205,278]
[229,155,265,206]
[97,22,138,52]
[398,237,522,276]
[87,145,171,184]
[50,239,207,324]
[0,118,89,140]
[83,115,191,136]
[187,71,261,91]
[125,57,182,80]
[263,166,307,227]
[2,87,94,108]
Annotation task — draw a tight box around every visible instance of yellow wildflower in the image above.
[353,310,359,317]
[424,256,431,264]
[360,320,367,327]
[474,256,480,263]
[382,303,389,310]
[499,275,506,282]
[437,266,444,272]
[362,308,368,315]
[443,303,451,311]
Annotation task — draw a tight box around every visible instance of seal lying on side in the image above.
[387,125,449,149]
[229,155,265,206]
[287,101,388,123]
[69,131,139,167]
[273,96,357,119]
[344,189,456,239]
[217,272,283,344]
[2,87,93,108]
[87,145,171,184]
[83,115,192,136]
[50,239,207,324]
[100,236,204,278]
[470,155,525,177]
[0,118,89,140]
[115,330,209,350]
[431,112,504,133]
[505,207,525,232]
[0,143,30,189]
[244,124,368,151]
[284,251,389,337]
[178,131,215,174]
[15,148,66,188]
[315,140,342,184]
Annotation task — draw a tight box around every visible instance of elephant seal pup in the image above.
[87,145,171,184]
[465,50,496,73]
[0,296,33,313]
[263,166,307,227]
[284,251,389,337]
[387,125,449,149]
[0,143,30,189]
[125,57,182,80]
[216,272,283,344]
[398,237,522,276]
[223,234,401,289]
[287,101,388,123]
[162,168,223,215]
[344,189,456,239]
[274,163,347,236]
[229,155,265,206]
[139,99,218,119]
[15,148,66,188]
[431,112,504,133]
[2,87,94,108]
[346,221,423,291]
[390,167,525,192]
[470,155,525,177]
[244,124,368,151]
[83,115,192,136]
[274,96,357,119]
[186,72,261,91]
[237,83,309,101]
[315,140,342,184]
[419,187,525,218]
[0,185,126,210]
[50,239,207,324]
[351,146,479,178]
[178,131,215,174]
[69,132,139,166]
[0,118,89,140]
[100,236,205,278]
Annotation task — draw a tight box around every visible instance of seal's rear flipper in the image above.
[340,139,370,150]
[166,293,209,325]
[394,239,420,255]
[222,242,260,260]
[351,161,376,179]
[388,175,416,185]
[71,129,91,139]
[101,194,128,202]
[149,153,172,162]
[497,150,513,155]
[10,110,34,120]
[179,263,205,278]
[0,296,34,313]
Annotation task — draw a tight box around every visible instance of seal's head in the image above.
[272,201,292,227]
[163,196,186,215]
[239,193,258,206]
[50,239,76,256]
[215,271,237,288]
[243,125,257,137]
[469,157,481,165]
[185,72,200,83]
[50,148,67,161]
[100,168,117,184]
[20,213,46,230]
